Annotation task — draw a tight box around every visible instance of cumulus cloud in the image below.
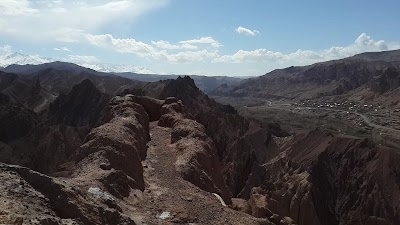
[236,26,260,36]
[85,34,220,63]
[151,40,198,50]
[85,34,155,56]
[84,32,398,67]
[215,33,397,64]
[156,49,219,63]
[179,37,222,48]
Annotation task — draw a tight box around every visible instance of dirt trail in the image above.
[125,121,261,225]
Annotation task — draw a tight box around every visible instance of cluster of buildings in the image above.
[294,100,381,113]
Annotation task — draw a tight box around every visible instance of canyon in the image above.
[0,51,399,225]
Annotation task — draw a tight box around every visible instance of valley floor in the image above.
[213,96,400,149]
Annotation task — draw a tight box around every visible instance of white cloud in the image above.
[0,0,168,41]
[53,47,71,52]
[85,34,219,63]
[156,49,219,63]
[151,40,198,50]
[236,26,260,36]
[179,37,222,48]
[215,49,283,63]
[0,0,38,16]
[215,33,398,64]
[85,34,155,56]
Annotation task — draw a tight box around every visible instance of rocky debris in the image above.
[48,79,110,127]
[0,163,136,225]
[231,198,251,214]
[100,170,137,199]
[248,187,273,218]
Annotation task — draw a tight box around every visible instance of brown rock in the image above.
[248,187,273,218]
[231,198,251,214]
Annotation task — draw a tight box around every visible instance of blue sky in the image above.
[1,0,399,76]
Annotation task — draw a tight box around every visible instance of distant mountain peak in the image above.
[0,52,51,67]
[0,52,154,74]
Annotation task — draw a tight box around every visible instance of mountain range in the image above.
[0,49,399,225]
[0,52,243,93]
[0,52,153,74]
[211,49,400,108]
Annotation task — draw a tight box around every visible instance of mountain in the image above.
[0,52,152,74]
[81,63,155,74]
[0,53,243,93]
[117,72,242,93]
[0,52,51,68]
[2,61,109,76]
[211,49,400,107]
[47,79,110,127]
[0,63,143,113]
[350,49,400,62]
[0,69,399,225]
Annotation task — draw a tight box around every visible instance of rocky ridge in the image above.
[0,75,399,225]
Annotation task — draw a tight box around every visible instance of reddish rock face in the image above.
[1,72,400,225]
[158,98,233,204]
[75,95,150,191]
[147,76,400,225]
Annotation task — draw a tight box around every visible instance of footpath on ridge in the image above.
[126,121,262,225]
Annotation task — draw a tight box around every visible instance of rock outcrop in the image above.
[48,79,110,127]
[144,76,400,225]
[157,97,233,204]
[0,95,38,143]
[0,94,154,225]
[234,130,400,225]
[75,94,150,191]
[0,163,136,225]
[2,72,400,225]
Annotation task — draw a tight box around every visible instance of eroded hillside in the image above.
[0,74,399,225]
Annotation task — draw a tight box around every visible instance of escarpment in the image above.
[229,130,400,225]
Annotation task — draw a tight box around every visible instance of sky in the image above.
[0,0,400,76]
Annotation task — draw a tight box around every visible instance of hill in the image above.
[211,49,400,108]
